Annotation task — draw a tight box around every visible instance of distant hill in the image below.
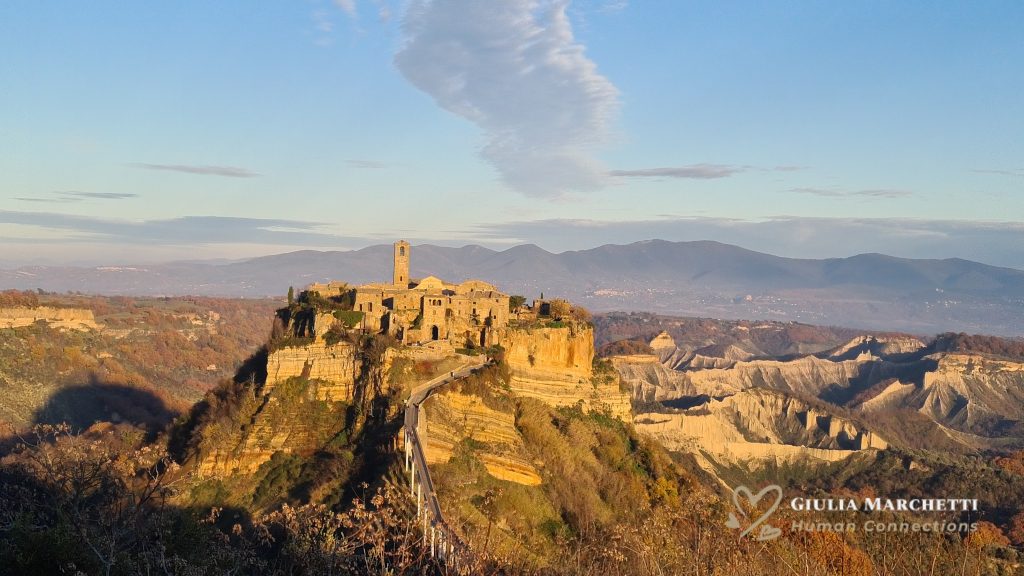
[4,240,1024,335]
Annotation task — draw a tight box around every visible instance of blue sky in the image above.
[1,1,1022,267]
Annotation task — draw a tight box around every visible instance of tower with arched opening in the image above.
[393,240,410,287]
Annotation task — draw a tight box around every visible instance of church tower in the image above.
[393,240,410,287]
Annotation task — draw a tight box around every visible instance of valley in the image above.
[1,284,1023,574]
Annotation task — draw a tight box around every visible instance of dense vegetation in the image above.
[592,311,890,355]
[930,331,1024,360]
[432,366,1018,575]
[0,289,41,308]
[3,295,1023,574]
[0,291,279,430]
[597,338,654,357]
[0,423,441,575]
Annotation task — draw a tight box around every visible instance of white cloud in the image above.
[373,0,391,21]
[334,0,357,17]
[395,0,619,197]
[599,0,628,13]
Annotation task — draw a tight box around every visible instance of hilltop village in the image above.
[196,240,631,480]
[298,240,559,350]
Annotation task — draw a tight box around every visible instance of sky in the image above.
[1,1,1023,268]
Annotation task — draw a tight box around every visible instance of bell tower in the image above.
[393,240,410,287]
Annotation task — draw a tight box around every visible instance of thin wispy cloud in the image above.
[599,1,629,13]
[14,197,81,204]
[610,164,805,179]
[973,168,1024,177]
[0,210,351,246]
[791,187,912,199]
[130,163,259,178]
[313,10,335,33]
[346,159,388,169]
[14,191,138,203]
[611,164,744,179]
[61,191,138,200]
[395,0,619,197]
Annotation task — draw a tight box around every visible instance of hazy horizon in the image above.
[4,228,1024,272]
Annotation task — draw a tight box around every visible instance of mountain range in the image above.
[4,240,1024,335]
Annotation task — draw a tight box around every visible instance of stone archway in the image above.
[431,325,439,340]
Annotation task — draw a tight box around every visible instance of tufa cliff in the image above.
[422,389,543,486]
[264,340,360,403]
[634,387,886,467]
[183,283,630,501]
[0,306,100,331]
[418,324,631,487]
[501,325,631,420]
[613,330,1024,459]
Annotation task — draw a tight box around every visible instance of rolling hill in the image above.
[4,240,1024,334]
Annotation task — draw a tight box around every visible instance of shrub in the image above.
[332,310,364,329]
[598,338,654,357]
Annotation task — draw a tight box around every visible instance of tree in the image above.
[509,295,526,312]
[570,305,592,323]
[966,521,1010,549]
[287,286,294,306]
[0,424,183,575]
[1008,510,1024,546]
[548,299,571,320]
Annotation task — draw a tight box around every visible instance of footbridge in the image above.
[403,353,489,571]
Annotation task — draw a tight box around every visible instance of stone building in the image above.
[308,241,511,347]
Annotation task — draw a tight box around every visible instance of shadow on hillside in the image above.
[234,346,268,385]
[167,346,269,462]
[32,375,180,438]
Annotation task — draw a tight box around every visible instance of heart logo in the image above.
[758,525,782,541]
[726,484,783,541]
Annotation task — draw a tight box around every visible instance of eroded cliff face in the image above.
[614,334,903,469]
[421,391,542,485]
[616,331,1024,463]
[634,388,886,467]
[502,325,593,383]
[415,325,632,487]
[0,307,100,331]
[265,341,359,403]
[825,334,926,360]
[192,340,402,480]
[617,349,895,405]
[192,318,636,485]
[870,353,1024,444]
[501,325,631,420]
[195,376,351,477]
[616,353,873,407]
